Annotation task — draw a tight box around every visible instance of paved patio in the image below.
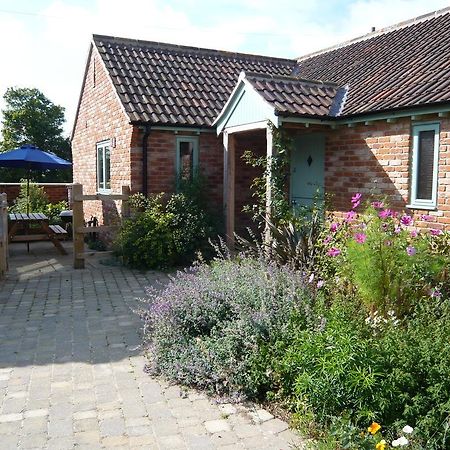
[0,242,304,449]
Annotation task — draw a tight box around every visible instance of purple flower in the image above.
[330,222,340,233]
[317,280,325,289]
[410,229,419,238]
[430,228,443,236]
[379,209,393,219]
[371,201,384,209]
[345,210,356,222]
[430,288,442,298]
[384,240,392,246]
[406,246,417,256]
[421,214,432,221]
[400,215,413,226]
[354,232,367,244]
[351,193,362,209]
[394,225,402,234]
[323,235,332,245]
[327,247,341,257]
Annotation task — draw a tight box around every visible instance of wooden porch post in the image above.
[265,125,273,243]
[224,131,236,249]
[72,183,85,269]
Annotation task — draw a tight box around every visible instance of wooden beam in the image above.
[224,132,236,249]
[265,126,273,244]
[76,225,118,234]
[72,183,85,269]
[73,193,128,201]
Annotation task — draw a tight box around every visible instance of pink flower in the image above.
[351,193,362,209]
[379,209,393,219]
[400,215,413,226]
[354,233,367,244]
[327,247,341,257]
[345,210,356,222]
[406,246,417,256]
[430,228,443,236]
[410,230,419,238]
[371,201,384,209]
[330,222,340,233]
[317,280,325,289]
[394,225,402,234]
[323,235,332,245]
[421,214,432,221]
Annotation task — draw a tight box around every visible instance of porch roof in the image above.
[213,72,347,134]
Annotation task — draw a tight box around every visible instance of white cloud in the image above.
[0,0,448,138]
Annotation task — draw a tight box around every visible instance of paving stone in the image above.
[204,419,231,433]
[0,249,297,450]
[260,418,289,435]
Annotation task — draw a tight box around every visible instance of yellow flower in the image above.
[376,439,387,450]
[368,422,381,435]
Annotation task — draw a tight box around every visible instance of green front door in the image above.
[290,133,325,212]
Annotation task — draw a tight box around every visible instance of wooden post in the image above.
[0,193,8,277]
[120,185,130,219]
[224,132,235,249]
[72,183,85,269]
[265,125,273,244]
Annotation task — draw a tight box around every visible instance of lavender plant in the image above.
[140,256,313,398]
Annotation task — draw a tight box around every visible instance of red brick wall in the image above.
[0,183,69,206]
[324,115,450,230]
[144,129,224,211]
[71,46,134,225]
[234,131,266,235]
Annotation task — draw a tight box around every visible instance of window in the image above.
[410,123,440,209]
[176,136,198,182]
[97,141,111,191]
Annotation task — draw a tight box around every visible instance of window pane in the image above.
[105,146,111,189]
[179,141,194,180]
[97,147,104,189]
[416,130,435,200]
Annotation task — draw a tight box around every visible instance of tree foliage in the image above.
[0,87,72,182]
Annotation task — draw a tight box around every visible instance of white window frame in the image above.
[409,122,440,210]
[96,140,111,193]
[175,136,199,180]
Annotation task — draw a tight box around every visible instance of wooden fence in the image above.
[72,183,130,269]
[0,193,8,277]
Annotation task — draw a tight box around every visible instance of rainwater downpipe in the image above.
[142,125,151,196]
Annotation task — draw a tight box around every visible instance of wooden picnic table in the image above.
[8,212,68,255]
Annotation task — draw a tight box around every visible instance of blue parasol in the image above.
[0,144,72,213]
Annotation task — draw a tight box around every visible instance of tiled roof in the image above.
[295,8,450,117]
[93,35,296,127]
[245,73,347,117]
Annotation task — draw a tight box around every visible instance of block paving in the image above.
[0,243,305,449]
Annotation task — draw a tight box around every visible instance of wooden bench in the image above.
[49,225,68,239]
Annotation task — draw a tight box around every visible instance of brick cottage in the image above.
[72,8,450,240]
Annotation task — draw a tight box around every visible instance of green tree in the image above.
[0,87,72,182]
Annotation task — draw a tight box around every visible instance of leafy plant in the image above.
[10,179,49,213]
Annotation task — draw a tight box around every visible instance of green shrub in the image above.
[10,179,49,213]
[115,185,217,269]
[266,296,450,449]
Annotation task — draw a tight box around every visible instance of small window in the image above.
[176,137,198,182]
[97,141,111,191]
[410,123,439,209]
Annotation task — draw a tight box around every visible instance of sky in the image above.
[0,0,449,138]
